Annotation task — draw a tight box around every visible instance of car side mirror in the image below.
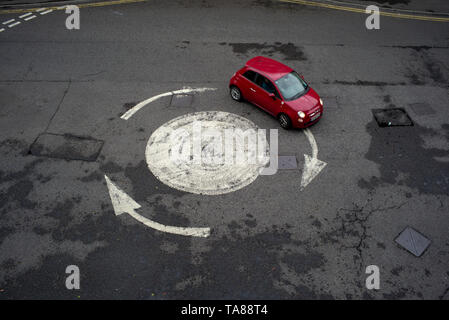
[268,93,276,99]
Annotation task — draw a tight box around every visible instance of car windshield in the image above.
[275,72,308,101]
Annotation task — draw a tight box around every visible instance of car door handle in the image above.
[250,88,256,92]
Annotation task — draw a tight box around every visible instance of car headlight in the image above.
[298,111,306,118]
[320,98,323,106]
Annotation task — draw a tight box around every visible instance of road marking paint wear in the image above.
[300,128,327,190]
[39,9,53,15]
[8,21,20,27]
[19,12,32,18]
[0,0,146,15]
[104,175,210,237]
[280,0,449,22]
[121,87,217,120]
[146,111,269,195]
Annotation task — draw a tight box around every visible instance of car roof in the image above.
[245,56,293,81]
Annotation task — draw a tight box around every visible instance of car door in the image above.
[239,69,258,103]
[253,74,283,116]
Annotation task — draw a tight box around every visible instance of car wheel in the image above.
[230,86,242,102]
[278,113,292,129]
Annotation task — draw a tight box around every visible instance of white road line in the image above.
[121,92,172,120]
[19,12,33,18]
[0,28,4,32]
[8,21,21,28]
[40,9,53,15]
[24,15,36,21]
[121,87,217,120]
[303,128,319,158]
[3,19,15,25]
[104,175,211,237]
[300,128,327,190]
[35,8,46,12]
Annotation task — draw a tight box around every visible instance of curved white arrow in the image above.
[121,87,217,120]
[301,128,327,190]
[104,175,211,237]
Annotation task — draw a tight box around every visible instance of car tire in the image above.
[230,86,243,102]
[278,113,292,129]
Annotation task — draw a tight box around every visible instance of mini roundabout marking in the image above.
[105,87,327,238]
[145,111,269,196]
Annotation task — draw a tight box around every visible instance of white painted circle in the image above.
[145,111,269,195]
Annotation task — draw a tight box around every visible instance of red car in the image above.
[229,56,323,129]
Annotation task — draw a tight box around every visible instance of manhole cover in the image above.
[278,155,297,169]
[29,133,104,161]
[408,103,435,116]
[395,227,431,257]
[372,108,413,127]
[170,94,193,107]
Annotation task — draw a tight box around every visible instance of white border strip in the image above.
[24,15,36,21]
[8,21,21,27]
[40,9,53,15]
[19,12,33,18]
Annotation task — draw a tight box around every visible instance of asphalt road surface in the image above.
[0,0,448,299]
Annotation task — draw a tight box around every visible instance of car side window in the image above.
[255,75,280,98]
[242,70,257,83]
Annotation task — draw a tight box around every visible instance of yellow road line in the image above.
[280,0,449,22]
[1,0,447,22]
[0,0,145,15]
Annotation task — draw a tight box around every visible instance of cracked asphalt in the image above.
[0,0,448,299]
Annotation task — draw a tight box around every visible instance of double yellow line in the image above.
[1,0,448,22]
[0,0,145,15]
[280,0,449,22]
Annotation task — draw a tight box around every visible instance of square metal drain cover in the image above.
[409,103,435,116]
[395,227,431,257]
[170,94,193,107]
[372,108,413,127]
[278,155,297,170]
[30,133,104,162]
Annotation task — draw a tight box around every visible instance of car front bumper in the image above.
[293,105,323,128]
